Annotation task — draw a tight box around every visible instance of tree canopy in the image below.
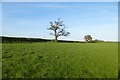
[48,18,70,42]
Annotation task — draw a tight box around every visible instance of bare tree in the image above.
[48,18,70,42]
[84,35,92,42]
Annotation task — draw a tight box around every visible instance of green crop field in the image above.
[2,42,118,78]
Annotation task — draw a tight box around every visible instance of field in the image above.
[2,42,118,78]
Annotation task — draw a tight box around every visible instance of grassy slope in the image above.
[2,42,118,78]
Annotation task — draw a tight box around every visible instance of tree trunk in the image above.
[55,36,57,42]
[55,30,58,42]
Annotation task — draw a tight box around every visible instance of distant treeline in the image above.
[1,36,110,43]
[1,36,49,43]
[1,36,85,43]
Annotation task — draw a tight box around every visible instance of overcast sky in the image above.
[2,2,118,41]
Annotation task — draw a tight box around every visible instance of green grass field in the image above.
[2,42,118,78]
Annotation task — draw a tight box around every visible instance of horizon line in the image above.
[0,35,118,42]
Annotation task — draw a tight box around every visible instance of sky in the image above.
[1,0,119,2]
[1,2,118,41]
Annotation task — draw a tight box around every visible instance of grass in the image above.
[2,42,118,78]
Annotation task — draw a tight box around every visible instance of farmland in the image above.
[2,42,118,78]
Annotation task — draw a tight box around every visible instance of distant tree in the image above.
[48,18,70,42]
[95,39,104,42]
[84,35,92,42]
